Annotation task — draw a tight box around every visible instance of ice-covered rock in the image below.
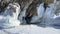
[0,3,21,28]
[44,0,60,25]
[31,0,60,25]
[29,3,44,23]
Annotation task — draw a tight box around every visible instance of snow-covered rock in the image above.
[0,3,21,28]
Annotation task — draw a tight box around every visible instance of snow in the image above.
[0,25,60,34]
